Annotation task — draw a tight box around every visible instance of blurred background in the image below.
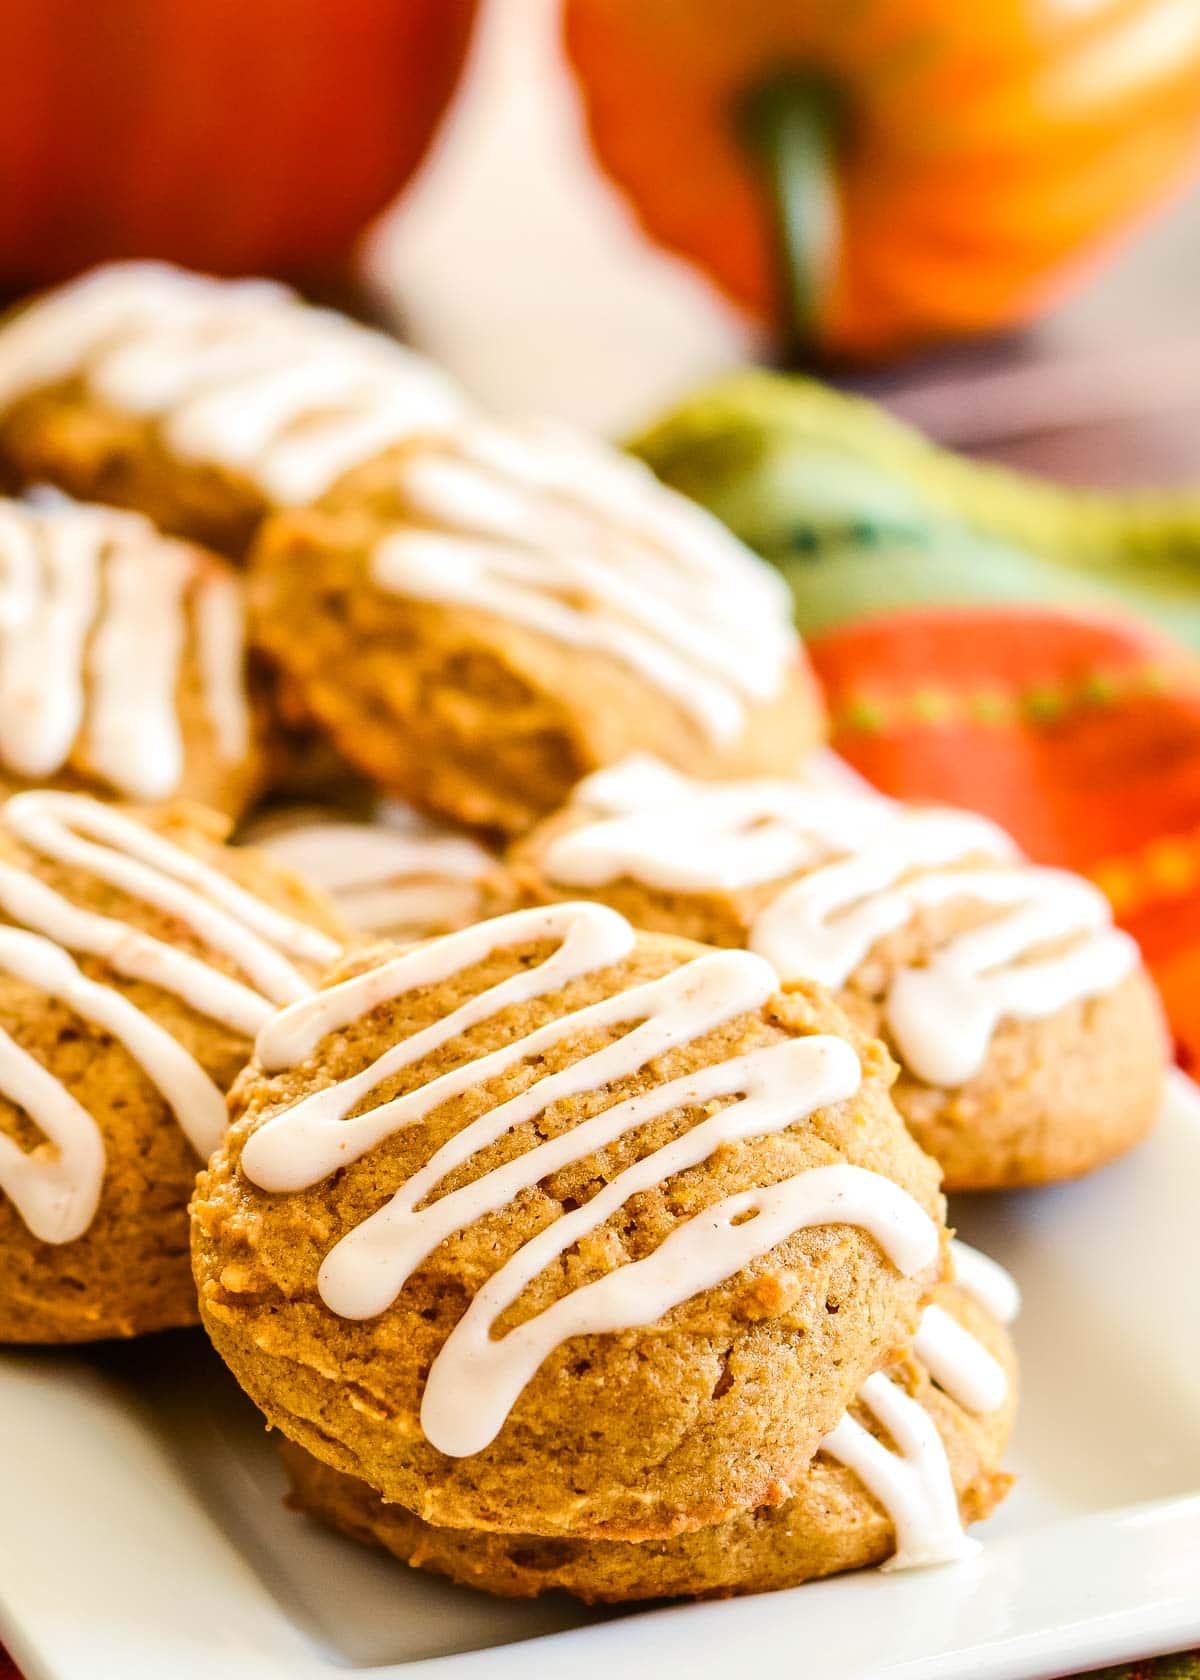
[6,0,1200,481]
[375,0,1200,485]
[9,2,1200,991]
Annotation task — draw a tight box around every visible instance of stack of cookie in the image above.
[0,262,1167,1602]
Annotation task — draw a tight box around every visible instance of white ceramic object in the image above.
[2,1074,1199,1680]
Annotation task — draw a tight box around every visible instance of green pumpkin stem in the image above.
[739,73,842,362]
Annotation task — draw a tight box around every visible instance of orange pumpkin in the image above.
[562,0,1200,357]
[0,0,478,286]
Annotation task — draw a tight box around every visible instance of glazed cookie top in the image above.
[513,757,1142,1089]
[243,801,498,941]
[0,789,344,1245]
[320,417,804,752]
[0,495,261,812]
[193,902,945,1539]
[0,262,465,507]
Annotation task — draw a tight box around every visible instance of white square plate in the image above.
[2,1074,1199,1680]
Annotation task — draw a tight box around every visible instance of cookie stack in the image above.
[0,262,1167,1602]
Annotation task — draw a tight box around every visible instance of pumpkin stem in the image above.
[739,73,842,361]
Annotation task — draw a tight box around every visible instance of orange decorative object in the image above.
[0,0,477,285]
[563,0,1200,356]
[810,604,1200,1067]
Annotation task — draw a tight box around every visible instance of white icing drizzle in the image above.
[817,1248,1018,1571]
[545,755,902,893]
[0,927,226,1244]
[0,497,252,799]
[85,529,188,800]
[542,758,1139,1088]
[0,1021,103,1244]
[0,262,465,505]
[193,568,252,766]
[0,791,341,1243]
[370,422,799,746]
[0,792,340,1032]
[0,502,96,779]
[820,1372,980,1570]
[853,870,1134,1090]
[948,1237,1022,1326]
[253,900,635,1079]
[415,418,792,620]
[249,802,492,938]
[912,1303,1009,1415]
[422,1160,924,1460]
[240,901,940,1458]
[371,534,745,747]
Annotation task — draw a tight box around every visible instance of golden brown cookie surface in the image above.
[0,791,345,1342]
[511,759,1167,1190]
[192,904,945,1541]
[249,422,824,835]
[0,263,464,559]
[280,1279,1016,1602]
[0,495,272,819]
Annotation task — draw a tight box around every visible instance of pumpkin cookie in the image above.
[281,1265,1016,1600]
[243,801,502,942]
[0,494,271,818]
[192,902,945,1542]
[0,790,344,1343]
[510,758,1167,1189]
[0,262,465,559]
[249,418,824,834]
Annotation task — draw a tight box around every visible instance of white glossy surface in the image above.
[2,1074,1199,1680]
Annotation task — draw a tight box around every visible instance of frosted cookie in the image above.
[0,495,270,817]
[248,418,824,834]
[0,790,344,1342]
[511,758,1167,1190]
[242,801,501,941]
[191,902,945,1541]
[282,1263,1016,1600]
[0,262,465,559]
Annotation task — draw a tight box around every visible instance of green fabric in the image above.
[631,370,1200,642]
